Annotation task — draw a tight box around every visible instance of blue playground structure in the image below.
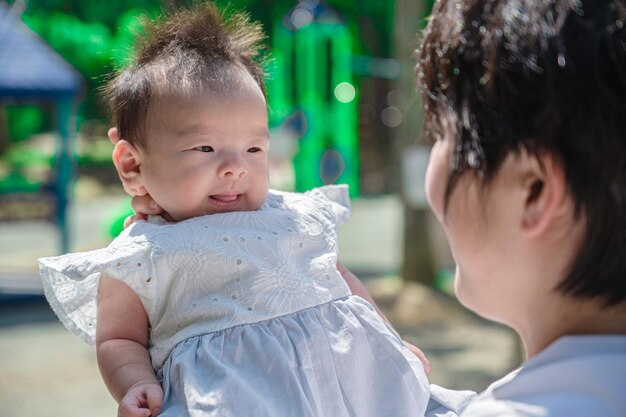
[269,0,359,196]
[0,2,83,253]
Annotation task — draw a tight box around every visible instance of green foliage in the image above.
[6,106,45,143]
[30,12,111,75]
[3,145,53,170]
[10,0,156,28]
[108,9,148,69]
[0,171,42,194]
[7,0,401,127]
[17,1,165,123]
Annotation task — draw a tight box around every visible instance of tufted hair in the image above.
[103,1,267,150]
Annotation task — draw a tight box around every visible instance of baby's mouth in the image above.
[209,194,240,203]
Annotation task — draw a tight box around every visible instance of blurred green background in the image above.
[0,0,433,193]
[10,0,401,124]
[1,0,443,280]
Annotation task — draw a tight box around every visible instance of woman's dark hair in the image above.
[103,1,267,150]
[418,0,626,305]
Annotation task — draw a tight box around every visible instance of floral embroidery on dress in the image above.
[39,185,352,369]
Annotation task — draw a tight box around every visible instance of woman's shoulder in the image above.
[461,336,626,417]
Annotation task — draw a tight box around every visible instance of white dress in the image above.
[40,185,430,417]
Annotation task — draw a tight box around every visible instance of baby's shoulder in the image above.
[267,185,352,227]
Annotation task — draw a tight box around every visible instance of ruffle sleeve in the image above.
[38,225,156,346]
[307,184,352,226]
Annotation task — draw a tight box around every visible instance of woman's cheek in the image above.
[425,141,450,223]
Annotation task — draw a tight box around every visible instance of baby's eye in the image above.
[194,146,214,152]
[248,147,262,153]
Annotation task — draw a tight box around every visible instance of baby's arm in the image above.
[337,262,431,374]
[337,261,389,320]
[97,275,163,417]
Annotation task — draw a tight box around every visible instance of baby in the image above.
[39,3,430,417]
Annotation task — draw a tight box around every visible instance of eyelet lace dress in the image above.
[40,185,430,417]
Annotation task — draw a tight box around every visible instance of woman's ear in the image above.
[520,152,568,237]
[111,140,148,196]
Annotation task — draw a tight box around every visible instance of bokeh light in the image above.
[334,81,356,103]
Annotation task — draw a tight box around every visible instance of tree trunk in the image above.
[392,0,435,285]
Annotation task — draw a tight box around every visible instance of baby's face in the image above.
[137,86,270,221]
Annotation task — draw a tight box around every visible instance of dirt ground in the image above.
[0,277,521,417]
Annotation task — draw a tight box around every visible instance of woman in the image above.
[419,0,626,415]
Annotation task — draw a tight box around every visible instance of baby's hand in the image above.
[118,382,163,417]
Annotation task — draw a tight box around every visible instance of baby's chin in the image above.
[168,201,262,222]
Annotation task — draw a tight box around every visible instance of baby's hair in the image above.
[103,1,267,150]
[418,0,626,306]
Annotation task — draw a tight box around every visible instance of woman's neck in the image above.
[518,296,626,359]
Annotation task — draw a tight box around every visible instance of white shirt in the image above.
[430,335,626,417]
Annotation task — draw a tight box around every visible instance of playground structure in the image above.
[0,2,83,253]
[269,0,359,196]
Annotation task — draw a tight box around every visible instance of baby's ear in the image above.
[107,127,120,145]
[111,140,148,196]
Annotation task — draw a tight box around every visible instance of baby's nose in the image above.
[218,154,247,179]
